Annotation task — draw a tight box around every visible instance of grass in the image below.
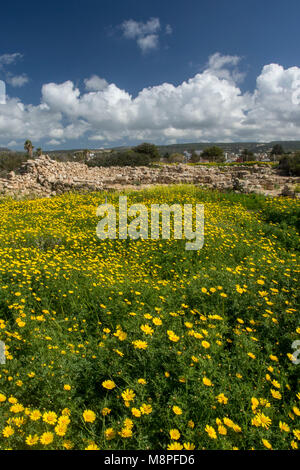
[188,161,277,167]
[0,185,299,450]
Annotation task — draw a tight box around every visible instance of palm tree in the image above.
[24,140,34,158]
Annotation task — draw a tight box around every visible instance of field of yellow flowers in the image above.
[0,185,299,450]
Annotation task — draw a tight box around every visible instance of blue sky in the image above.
[1,0,300,149]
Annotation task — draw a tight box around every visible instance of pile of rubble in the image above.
[0,155,299,198]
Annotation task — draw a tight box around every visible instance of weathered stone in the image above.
[0,155,299,198]
[280,185,295,197]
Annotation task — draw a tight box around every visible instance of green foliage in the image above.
[167,153,185,163]
[271,144,285,155]
[133,142,160,160]
[0,152,28,177]
[201,146,225,162]
[189,151,200,163]
[88,150,152,167]
[24,139,34,157]
[35,148,42,157]
[278,153,300,176]
[190,161,275,168]
[241,149,254,161]
[0,186,299,450]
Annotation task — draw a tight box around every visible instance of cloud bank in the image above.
[1,53,300,147]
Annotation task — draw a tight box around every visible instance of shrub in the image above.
[0,152,28,176]
[167,153,185,163]
[201,146,225,162]
[87,150,152,167]
[278,153,300,176]
[133,142,160,160]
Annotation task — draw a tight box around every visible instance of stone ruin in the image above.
[0,155,299,198]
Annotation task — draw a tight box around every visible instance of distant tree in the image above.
[201,146,225,162]
[0,152,28,176]
[133,143,160,160]
[168,153,185,163]
[35,147,42,157]
[241,148,254,162]
[87,150,152,167]
[74,150,89,162]
[190,151,200,163]
[271,144,285,155]
[278,152,300,176]
[24,140,34,158]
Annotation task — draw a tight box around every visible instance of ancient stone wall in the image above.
[0,155,299,198]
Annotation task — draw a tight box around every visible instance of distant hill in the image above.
[155,141,300,155]
[269,141,300,151]
[109,141,300,155]
[2,140,300,158]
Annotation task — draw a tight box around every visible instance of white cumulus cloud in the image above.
[2,54,300,147]
[84,75,109,91]
[136,34,159,53]
[0,52,29,89]
[122,17,160,38]
[6,73,29,87]
[205,52,245,83]
[121,17,161,53]
[47,139,61,146]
